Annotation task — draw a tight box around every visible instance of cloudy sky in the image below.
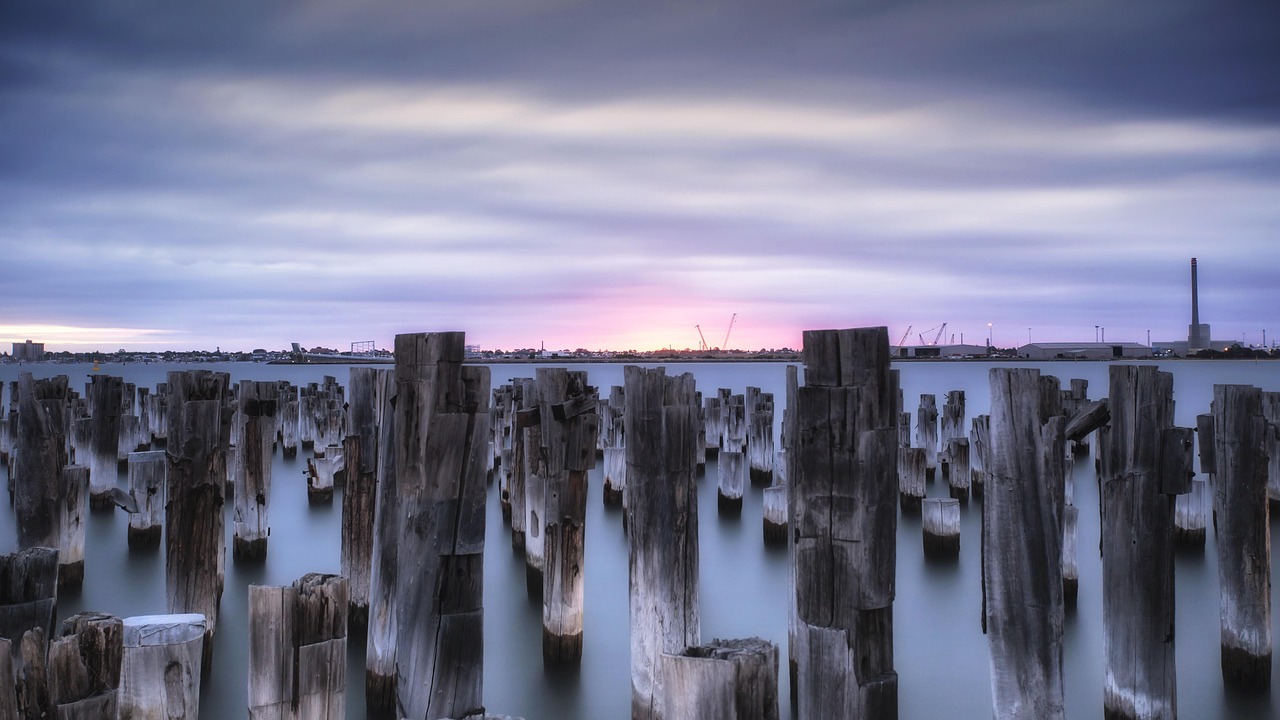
[2,1,1278,353]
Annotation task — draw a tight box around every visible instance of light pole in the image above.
[988,323,993,348]
[1094,325,1099,343]
[1027,328,1031,344]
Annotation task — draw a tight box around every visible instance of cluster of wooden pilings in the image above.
[2,324,1278,718]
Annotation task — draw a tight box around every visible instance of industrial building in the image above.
[10,340,45,361]
[1016,342,1150,361]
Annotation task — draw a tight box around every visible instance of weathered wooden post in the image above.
[1174,478,1208,547]
[922,497,960,559]
[762,486,787,545]
[792,327,898,719]
[1062,505,1079,608]
[522,379,547,597]
[0,547,59,651]
[495,385,515,521]
[57,465,88,588]
[277,382,299,458]
[508,379,533,552]
[15,375,68,544]
[127,450,166,548]
[118,613,205,719]
[365,369,398,716]
[657,637,780,720]
[746,387,775,485]
[717,397,747,512]
[342,372,379,624]
[970,414,990,500]
[393,332,490,720]
[627,365,701,720]
[48,611,123,718]
[1098,365,1191,720]
[917,394,938,479]
[86,375,124,508]
[898,447,926,513]
[248,574,348,719]
[539,368,599,666]
[946,437,970,502]
[1261,391,1280,509]
[165,370,229,656]
[234,381,277,560]
[1212,384,1271,690]
[306,445,342,502]
[603,385,627,506]
[939,390,965,474]
[1068,379,1090,454]
[983,367,1066,720]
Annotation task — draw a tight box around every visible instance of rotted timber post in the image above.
[717,396,746,512]
[898,447,925,513]
[1261,392,1280,509]
[540,368,599,667]
[970,415,990,500]
[917,394,938,480]
[983,367,1066,720]
[922,497,960,559]
[0,546,59,655]
[86,375,124,508]
[248,574,348,719]
[234,381,277,560]
[509,379,533,552]
[48,611,123,718]
[603,385,627,506]
[1173,478,1208,548]
[627,365,701,720]
[342,369,380,627]
[792,327,898,719]
[523,378,547,599]
[746,387,775,486]
[127,450,166,548]
[392,332,490,720]
[657,637,780,720]
[365,369,398,716]
[1098,365,1191,720]
[118,613,205,719]
[1062,505,1079,608]
[939,390,965,477]
[1212,384,1271,690]
[946,437,970,502]
[278,383,299,458]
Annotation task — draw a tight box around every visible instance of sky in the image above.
[2,1,1278,353]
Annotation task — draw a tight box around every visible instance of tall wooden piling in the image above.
[792,327,898,719]
[627,365,701,720]
[939,390,965,470]
[509,379,533,552]
[898,447,926,513]
[0,547,59,651]
[539,369,598,667]
[1212,384,1271,690]
[165,370,229,654]
[392,332,490,720]
[1261,392,1280,509]
[57,466,88,588]
[917,394,938,479]
[746,388,775,486]
[14,374,70,556]
[970,415,990,500]
[119,613,205,719]
[342,431,376,626]
[718,397,747,512]
[249,574,348,719]
[603,386,626,506]
[523,379,547,598]
[234,381,278,560]
[946,437,970,501]
[48,611,123,718]
[85,375,124,508]
[1098,365,1189,720]
[1062,504,1079,608]
[127,450,166,548]
[657,637,779,720]
[984,367,1066,720]
[365,369,398,716]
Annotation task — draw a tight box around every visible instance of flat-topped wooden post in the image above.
[657,637,779,720]
[717,396,747,512]
[14,374,85,586]
[1099,365,1190,719]
[969,415,990,500]
[85,375,124,508]
[1174,478,1208,548]
[746,387,775,486]
[234,381,278,560]
[365,369,398,716]
[946,437,970,502]
[522,379,547,598]
[792,327,898,719]
[627,365,701,720]
[127,450,166,548]
[939,390,965,474]
[1212,384,1271,690]
[392,332,490,720]
[916,394,938,479]
[0,546,59,653]
[984,368,1066,720]
[603,385,627,506]
[922,497,960,559]
[538,368,599,667]
[248,574,348,719]
[119,613,205,719]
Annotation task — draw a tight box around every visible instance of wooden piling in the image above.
[86,375,124,508]
[365,369,398,716]
[1174,477,1208,548]
[509,379,533,552]
[922,497,960,559]
[539,369,598,667]
[657,637,779,720]
[983,367,1066,720]
[234,381,277,560]
[898,447,926,513]
[627,365,701,720]
[717,450,746,514]
[165,370,230,655]
[341,433,376,627]
[523,382,547,598]
[1261,392,1280,509]
[1062,505,1079,608]
[603,385,627,506]
[392,332,490,720]
[746,388,775,486]
[1212,384,1271,690]
[127,451,166,548]
[917,394,938,479]
[0,547,59,653]
[939,390,965,469]
[762,486,787,545]
[48,611,123,718]
[278,384,299,458]
[118,613,205,719]
[306,445,342,502]
[14,374,70,553]
[792,327,898,719]
[248,574,348,719]
[970,415,990,500]
[57,466,88,588]
[946,437,970,502]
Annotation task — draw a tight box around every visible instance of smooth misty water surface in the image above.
[1,359,1278,719]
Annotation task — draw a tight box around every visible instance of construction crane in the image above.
[918,322,948,346]
[897,326,912,347]
[722,313,737,350]
[695,325,709,352]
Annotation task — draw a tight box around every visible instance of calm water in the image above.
[1,359,1278,719]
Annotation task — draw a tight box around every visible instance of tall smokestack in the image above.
[1191,257,1200,328]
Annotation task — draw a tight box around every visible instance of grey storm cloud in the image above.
[1,0,1278,351]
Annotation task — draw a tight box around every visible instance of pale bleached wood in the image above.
[658,637,779,720]
[119,613,205,720]
[234,381,278,560]
[248,574,347,720]
[922,497,959,559]
[127,451,166,549]
[85,375,124,508]
[898,447,925,513]
[1174,477,1208,548]
[916,393,939,477]
[946,437,970,502]
[364,369,398,716]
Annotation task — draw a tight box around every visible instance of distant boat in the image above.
[91,361,100,372]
